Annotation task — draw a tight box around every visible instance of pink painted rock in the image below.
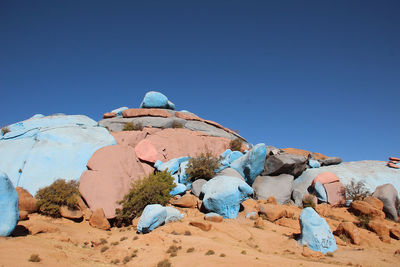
[102,112,117,119]
[122,108,172,118]
[111,128,161,147]
[389,157,400,162]
[143,128,231,161]
[312,172,340,186]
[141,162,155,176]
[135,139,160,163]
[79,145,147,219]
[324,181,346,207]
[175,111,201,121]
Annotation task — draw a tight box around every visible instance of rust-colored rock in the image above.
[189,221,212,231]
[389,157,400,161]
[89,208,110,230]
[301,246,324,259]
[134,139,160,163]
[19,210,29,221]
[390,226,400,240]
[368,219,390,243]
[363,196,384,211]
[266,196,277,205]
[333,222,361,245]
[312,172,339,186]
[16,187,37,213]
[241,198,258,213]
[111,130,149,147]
[25,222,60,235]
[254,217,264,228]
[102,112,117,119]
[275,217,300,231]
[122,108,172,118]
[171,194,199,209]
[79,145,147,219]
[350,200,385,219]
[259,204,287,222]
[60,206,83,220]
[204,213,223,223]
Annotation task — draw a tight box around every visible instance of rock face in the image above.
[202,175,253,218]
[281,148,328,160]
[373,184,399,221]
[323,181,346,206]
[140,91,175,110]
[299,207,337,254]
[0,114,116,195]
[60,206,83,220]
[350,200,385,219]
[89,208,111,230]
[252,174,294,204]
[0,172,19,236]
[293,161,400,206]
[191,179,207,197]
[320,157,342,166]
[230,143,267,185]
[262,153,307,178]
[334,222,361,245]
[16,187,37,213]
[79,145,148,219]
[137,204,167,234]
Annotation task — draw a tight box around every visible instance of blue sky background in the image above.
[1,1,399,162]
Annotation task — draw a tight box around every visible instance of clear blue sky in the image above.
[1,1,399,162]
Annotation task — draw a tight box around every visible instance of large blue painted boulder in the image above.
[137,204,167,234]
[314,182,327,202]
[165,206,184,223]
[299,207,337,254]
[140,91,175,110]
[0,172,19,236]
[154,157,189,174]
[170,183,187,196]
[230,143,267,185]
[0,114,116,195]
[202,175,253,219]
[293,161,400,206]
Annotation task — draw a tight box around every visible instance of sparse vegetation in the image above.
[339,234,350,243]
[35,179,79,217]
[1,126,10,135]
[28,254,41,262]
[344,180,371,202]
[229,138,243,152]
[133,236,139,240]
[241,250,247,255]
[220,253,226,257]
[171,121,184,128]
[100,238,108,245]
[122,122,143,131]
[110,259,120,264]
[110,241,119,246]
[120,236,128,242]
[326,252,334,257]
[101,246,109,253]
[184,230,191,236]
[115,170,175,225]
[186,247,195,253]
[356,215,371,229]
[123,255,132,264]
[205,250,215,256]
[302,194,316,209]
[157,259,172,267]
[186,150,221,181]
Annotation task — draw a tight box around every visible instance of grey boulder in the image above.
[320,157,342,166]
[216,167,244,181]
[191,179,207,198]
[262,153,307,177]
[373,183,399,221]
[252,174,294,204]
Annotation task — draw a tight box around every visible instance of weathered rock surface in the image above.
[137,204,167,234]
[363,196,384,211]
[320,157,342,166]
[259,204,288,221]
[252,174,294,204]
[204,212,223,222]
[89,208,110,230]
[170,194,199,208]
[281,148,328,160]
[191,179,207,198]
[333,222,361,245]
[350,200,385,219]
[373,183,399,221]
[368,219,391,243]
[0,172,19,236]
[16,187,37,213]
[324,181,346,206]
[0,115,115,196]
[60,206,83,220]
[189,221,212,231]
[262,152,307,178]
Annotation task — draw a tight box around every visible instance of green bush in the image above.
[186,151,221,182]
[229,138,243,152]
[344,180,371,202]
[115,170,175,225]
[35,179,79,217]
[122,122,143,131]
[171,121,184,128]
[1,127,10,135]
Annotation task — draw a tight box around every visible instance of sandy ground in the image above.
[1,207,399,267]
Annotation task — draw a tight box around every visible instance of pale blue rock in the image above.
[170,183,187,196]
[178,161,192,189]
[0,172,19,236]
[293,161,400,206]
[226,151,243,163]
[230,143,267,185]
[0,114,116,195]
[140,91,175,110]
[299,207,337,254]
[221,149,232,158]
[137,204,167,234]
[165,206,184,223]
[314,182,327,202]
[155,157,189,174]
[111,107,128,116]
[202,175,254,219]
[204,212,223,221]
[309,159,321,168]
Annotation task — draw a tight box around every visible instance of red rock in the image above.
[60,206,83,220]
[281,148,328,160]
[266,196,277,205]
[241,198,259,213]
[175,112,202,121]
[324,181,346,207]
[350,200,385,219]
[312,172,339,186]
[19,210,29,221]
[102,112,117,119]
[390,226,400,240]
[189,221,212,231]
[89,208,110,230]
[301,247,324,259]
[389,157,400,162]
[387,162,399,169]
[171,194,199,208]
[134,139,160,163]
[16,187,37,213]
[333,222,361,245]
[363,196,384,211]
[368,219,390,243]
[122,108,172,118]
[204,213,223,223]
[254,217,264,228]
[259,204,287,222]
[79,145,147,218]
[275,217,300,230]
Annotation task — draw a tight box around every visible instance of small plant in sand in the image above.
[186,247,195,253]
[344,180,371,202]
[122,122,143,131]
[115,170,175,225]
[229,138,243,152]
[205,250,215,256]
[123,255,132,264]
[171,121,184,128]
[157,259,172,267]
[302,194,316,209]
[120,236,128,242]
[28,254,41,262]
[1,126,10,135]
[101,246,109,253]
[35,179,79,217]
[186,150,221,181]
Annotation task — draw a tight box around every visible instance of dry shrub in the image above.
[186,150,221,182]
[229,138,243,152]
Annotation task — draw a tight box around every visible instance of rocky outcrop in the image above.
[350,200,385,219]
[252,174,294,204]
[0,172,19,236]
[0,114,116,195]
[333,222,361,245]
[262,152,307,178]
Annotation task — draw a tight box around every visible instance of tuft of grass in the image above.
[184,230,191,236]
[120,236,128,242]
[326,252,334,257]
[241,250,247,255]
[28,254,41,262]
[302,194,316,209]
[133,236,139,240]
[229,138,243,152]
[110,259,120,264]
[220,253,226,257]
[170,230,180,235]
[171,121,184,128]
[186,247,194,253]
[1,127,10,135]
[186,150,221,182]
[110,241,119,246]
[123,256,132,264]
[35,179,79,217]
[122,122,143,131]
[100,238,108,245]
[157,259,172,267]
[356,215,371,229]
[339,234,350,243]
[205,250,215,256]
[100,246,109,253]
